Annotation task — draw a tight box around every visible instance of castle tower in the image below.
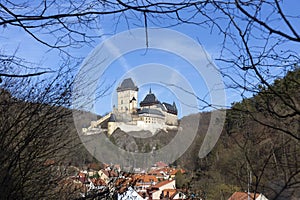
[116,78,138,113]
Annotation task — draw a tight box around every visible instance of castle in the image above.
[108,78,178,134]
[83,78,178,135]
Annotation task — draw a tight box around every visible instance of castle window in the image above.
[121,100,123,104]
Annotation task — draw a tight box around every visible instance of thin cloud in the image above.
[97,28,132,75]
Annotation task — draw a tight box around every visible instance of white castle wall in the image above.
[164,112,178,126]
[108,121,165,135]
[118,90,137,112]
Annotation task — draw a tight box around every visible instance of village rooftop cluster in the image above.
[57,161,188,199]
[51,160,269,200]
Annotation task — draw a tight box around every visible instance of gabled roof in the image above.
[117,78,138,92]
[148,167,185,178]
[119,187,144,200]
[171,191,187,200]
[162,102,177,115]
[99,169,109,177]
[152,179,175,189]
[228,192,262,200]
[90,178,107,186]
[140,88,160,107]
[134,174,158,185]
[162,188,177,198]
[155,161,168,168]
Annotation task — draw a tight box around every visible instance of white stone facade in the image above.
[117,90,138,113]
[106,78,178,135]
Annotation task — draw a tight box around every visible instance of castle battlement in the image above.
[107,78,178,135]
[82,78,178,135]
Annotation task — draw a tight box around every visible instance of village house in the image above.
[148,167,185,181]
[161,189,187,200]
[228,191,268,200]
[134,174,158,192]
[98,169,110,184]
[60,162,187,199]
[148,179,176,200]
[118,186,145,200]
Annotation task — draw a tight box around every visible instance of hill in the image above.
[0,87,97,199]
[0,68,298,199]
[177,69,300,199]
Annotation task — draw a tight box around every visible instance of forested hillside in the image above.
[174,69,300,200]
[0,78,96,199]
[106,69,299,200]
[0,69,298,199]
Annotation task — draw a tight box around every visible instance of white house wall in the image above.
[152,180,176,200]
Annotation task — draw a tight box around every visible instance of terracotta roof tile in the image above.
[155,161,168,168]
[228,192,260,200]
[90,178,107,186]
[152,179,174,189]
[162,188,177,197]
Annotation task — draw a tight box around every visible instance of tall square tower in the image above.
[117,78,138,113]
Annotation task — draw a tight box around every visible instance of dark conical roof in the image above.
[108,113,117,122]
[117,78,138,92]
[140,88,160,107]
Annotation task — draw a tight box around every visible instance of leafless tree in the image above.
[1,0,299,121]
[0,61,89,199]
[1,0,299,199]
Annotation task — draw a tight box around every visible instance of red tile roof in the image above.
[138,191,149,198]
[152,179,174,189]
[78,172,87,178]
[155,161,168,168]
[87,162,101,170]
[162,188,177,197]
[135,175,158,183]
[170,168,185,175]
[99,169,109,177]
[90,178,106,186]
[228,192,260,200]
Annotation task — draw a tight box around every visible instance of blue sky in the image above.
[1,27,207,118]
[72,27,226,118]
[76,14,228,118]
[97,48,210,117]
[1,2,299,118]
